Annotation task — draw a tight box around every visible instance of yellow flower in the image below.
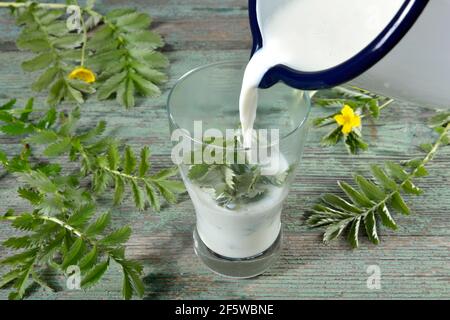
[68,67,96,83]
[334,105,361,134]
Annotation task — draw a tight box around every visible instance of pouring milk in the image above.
[239,0,404,148]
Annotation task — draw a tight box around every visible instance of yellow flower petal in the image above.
[351,115,361,127]
[341,105,355,117]
[334,114,345,126]
[68,67,96,83]
[342,123,353,134]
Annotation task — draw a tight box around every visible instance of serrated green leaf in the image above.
[113,176,125,205]
[419,143,433,153]
[17,188,42,205]
[321,126,342,147]
[99,226,131,246]
[11,213,39,231]
[43,137,72,157]
[123,30,163,49]
[21,52,54,72]
[130,180,145,210]
[428,112,450,128]
[85,212,111,236]
[116,77,135,108]
[390,192,410,215]
[122,271,133,300]
[37,9,64,25]
[32,67,59,92]
[413,165,429,178]
[47,78,66,106]
[97,72,127,100]
[402,180,423,195]
[0,269,22,289]
[151,166,178,180]
[107,143,120,170]
[116,257,144,300]
[129,50,169,69]
[144,181,160,211]
[321,193,362,214]
[370,164,397,191]
[130,72,161,97]
[347,217,361,248]
[155,180,185,194]
[355,175,385,201]
[52,34,83,49]
[93,169,110,194]
[323,219,352,243]
[61,238,84,269]
[1,122,33,136]
[106,8,136,20]
[78,246,98,272]
[16,37,51,53]
[1,249,38,265]
[19,171,57,193]
[25,130,58,144]
[67,204,96,228]
[66,85,84,104]
[338,181,373,208]
[345,131,368,154]
[0,149,7,165]
[139,146,150,177]
[3,236,33,249]
[386,161,409,181]
[377,204,397,230]
[154,181,177,204]
[123,146,136,174]
[115,12,151,31]
[12,262,33,299]
[363,210,379,245]
[81,260,109,288]
[0,99,16,110]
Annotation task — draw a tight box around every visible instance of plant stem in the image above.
[2,213,85,239]
[102,166,146,183]
[358,122,450,218]
[73,0,88,67]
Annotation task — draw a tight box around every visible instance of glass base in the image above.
[193,228,282,279]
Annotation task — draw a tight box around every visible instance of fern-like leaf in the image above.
[306,113,450,248]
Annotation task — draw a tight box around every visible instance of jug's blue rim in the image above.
[248,0,429,90]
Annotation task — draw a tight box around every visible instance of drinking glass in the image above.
[167,61,311,278]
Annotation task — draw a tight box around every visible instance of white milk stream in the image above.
[239,0,404,148]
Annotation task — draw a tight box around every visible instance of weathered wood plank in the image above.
[0,0,449,300]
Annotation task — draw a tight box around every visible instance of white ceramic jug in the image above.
[250,0,450,107]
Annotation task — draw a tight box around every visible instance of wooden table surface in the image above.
[0,0,449,300]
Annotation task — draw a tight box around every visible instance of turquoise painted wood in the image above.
[0,0,449,299]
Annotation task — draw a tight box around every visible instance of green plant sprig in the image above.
[3,0,167,108]
[87,7,168,108]
[0,99,185,211]
[0,97,185,299]
[306,112,450,248]
[0,143,143,299]
[312,86,394,154]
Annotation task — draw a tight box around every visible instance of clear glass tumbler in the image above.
[167,61,311,278]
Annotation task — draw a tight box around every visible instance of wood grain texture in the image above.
[0,0,449,300]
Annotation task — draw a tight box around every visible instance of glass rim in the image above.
[167,60,312,151]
